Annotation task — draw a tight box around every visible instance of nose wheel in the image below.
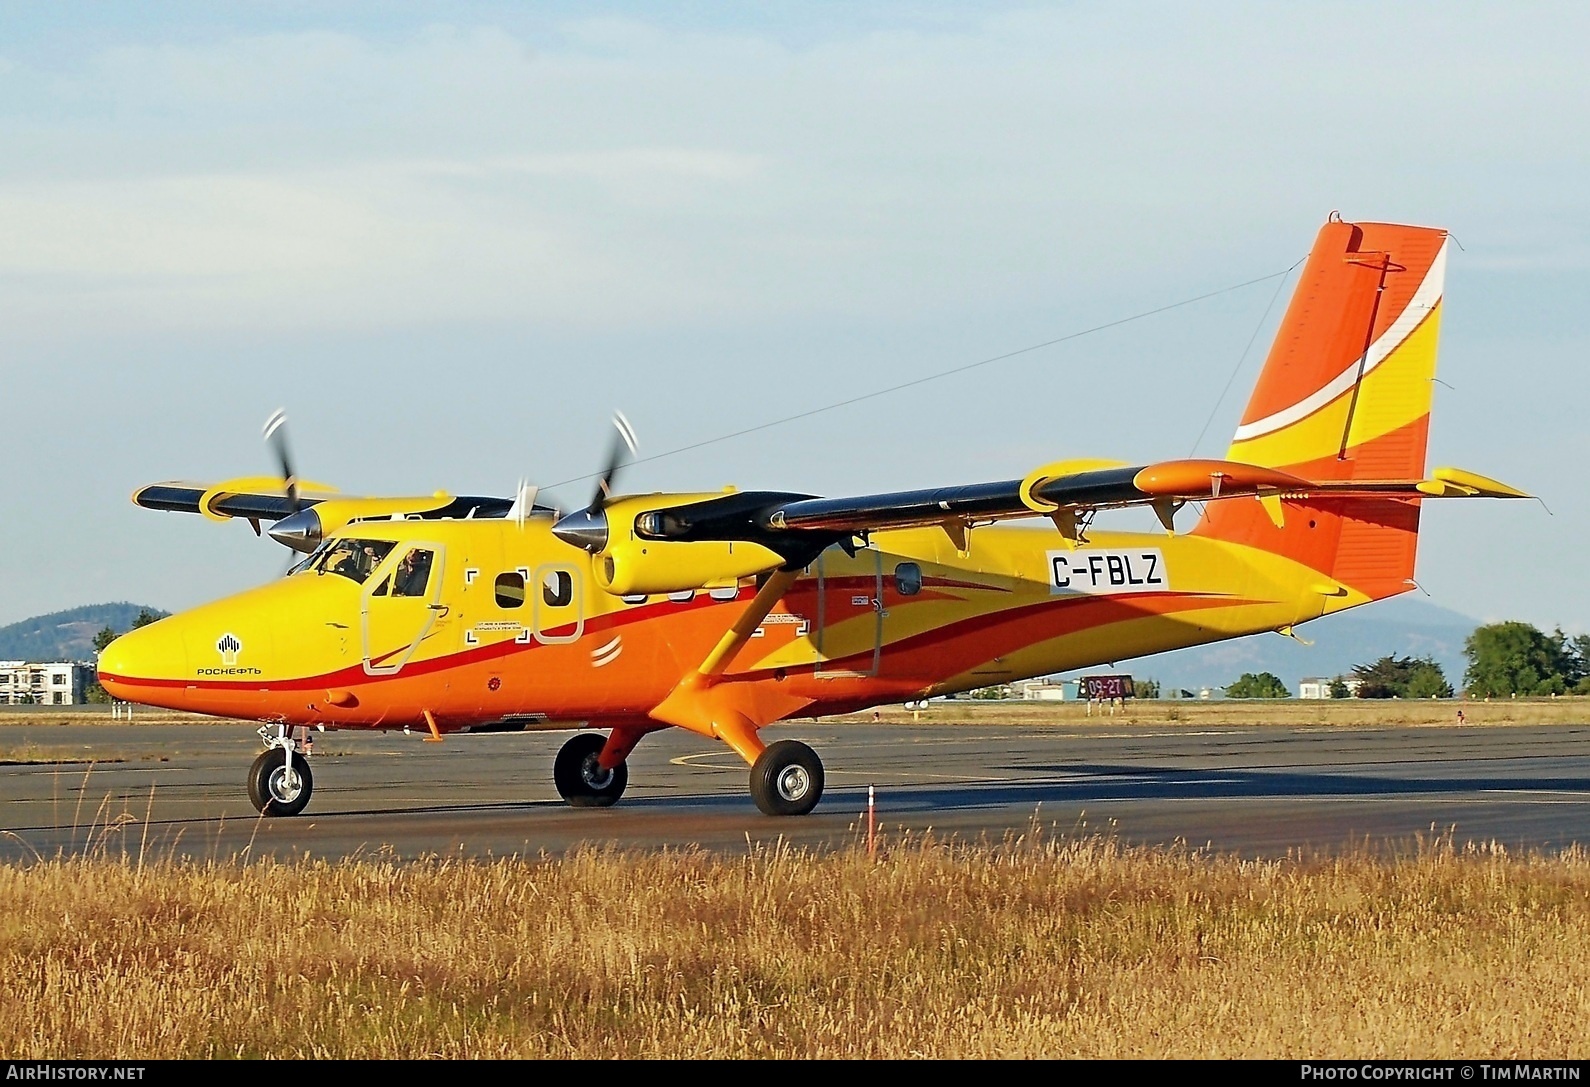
[750,740,824,816]
[247,747,314,817]
[554,732,628,807]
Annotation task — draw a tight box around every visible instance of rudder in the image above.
[1194,215,1450,602]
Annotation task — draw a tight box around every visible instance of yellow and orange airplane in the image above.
[100,216,1529,819]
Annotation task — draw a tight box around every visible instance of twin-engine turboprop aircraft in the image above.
[100,216,1529,819]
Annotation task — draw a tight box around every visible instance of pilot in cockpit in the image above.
[328,543,362,579]
[393,549,432,596]
[358,543,382,580]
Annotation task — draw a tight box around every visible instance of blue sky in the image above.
[1,2,1584,631]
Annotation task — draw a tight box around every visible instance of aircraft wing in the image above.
[133,481,322,521]
[131,478,355,523]
[628,458,1532,557]
[762,465,1142,532]
[133,477,520,553]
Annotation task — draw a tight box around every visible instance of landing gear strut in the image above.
[750,740,824,816]
[247,725,313,817]
[554,732,628,807]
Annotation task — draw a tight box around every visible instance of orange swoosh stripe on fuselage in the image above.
[102,587,1242,706]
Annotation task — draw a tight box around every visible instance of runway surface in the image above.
[2,720,1588,862]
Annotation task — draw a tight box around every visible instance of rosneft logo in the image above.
[198,633,262,677]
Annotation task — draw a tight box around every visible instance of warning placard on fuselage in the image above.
[1046,549,1168,595]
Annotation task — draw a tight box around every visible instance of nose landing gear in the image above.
[247,724,314,817]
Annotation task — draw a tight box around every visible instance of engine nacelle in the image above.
[597,537,783,596]
[591,494,784,596]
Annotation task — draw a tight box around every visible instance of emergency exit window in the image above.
[495,573,525,608]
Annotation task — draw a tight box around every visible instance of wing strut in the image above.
[643,565,807,765]
[697,567,804,678]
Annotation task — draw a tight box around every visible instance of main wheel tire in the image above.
[750,740,824,816]
[247,748,314,817]
[554,732,628,808]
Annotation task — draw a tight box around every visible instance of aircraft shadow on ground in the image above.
[850,762,1590,813]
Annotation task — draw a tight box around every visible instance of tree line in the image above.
[1223,620,1590,699]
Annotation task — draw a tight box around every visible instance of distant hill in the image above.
[1058,596,1479,695]
[0,603,170,663]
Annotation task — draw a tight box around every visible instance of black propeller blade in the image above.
[262,408,300,516]
[588,410,638,514]
[552,411,639,553]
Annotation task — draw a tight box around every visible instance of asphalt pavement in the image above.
[1,719,1587,862]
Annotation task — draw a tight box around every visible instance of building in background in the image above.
[1013,678,1078,701]
[1298,677,1333,699]
[1298,677,1364,699]
[0,661,93,705]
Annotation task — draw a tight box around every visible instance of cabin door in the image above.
[814,547,883,678]
[362,543,447,676]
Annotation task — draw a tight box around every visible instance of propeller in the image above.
[552,411,638,552]
[262,409,323,556]
[590,410,638,513]
[262,408,300,516]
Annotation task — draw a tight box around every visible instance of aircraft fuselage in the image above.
[99,515,1361,731]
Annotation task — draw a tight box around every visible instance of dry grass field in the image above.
[2,834,1588,1059]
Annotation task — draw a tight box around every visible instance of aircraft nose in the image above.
[97,620,187,703]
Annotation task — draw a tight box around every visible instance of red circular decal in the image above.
[487,677,501,691]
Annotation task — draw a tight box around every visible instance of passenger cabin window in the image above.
[312,539,395,585]
[894,562,923,596]
[495,573,526,608]
[543,569,573,607]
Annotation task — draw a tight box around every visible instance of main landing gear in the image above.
[551,732,824,817]
[750,740,824,817]
[247,724,313,817]
[554,732,629,807]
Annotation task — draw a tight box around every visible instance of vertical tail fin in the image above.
[1194,215,1450,602]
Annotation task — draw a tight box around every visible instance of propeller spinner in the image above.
[552,412,638,552]
[261,410,323,554]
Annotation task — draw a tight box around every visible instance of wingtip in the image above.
[1429,466,1534,500]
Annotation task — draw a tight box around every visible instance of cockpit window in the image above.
[391,548,434,597]
[309,538,396,584]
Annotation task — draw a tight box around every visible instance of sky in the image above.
[1,1,1585,632]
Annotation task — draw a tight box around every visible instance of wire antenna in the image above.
[547,262,1301,490]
